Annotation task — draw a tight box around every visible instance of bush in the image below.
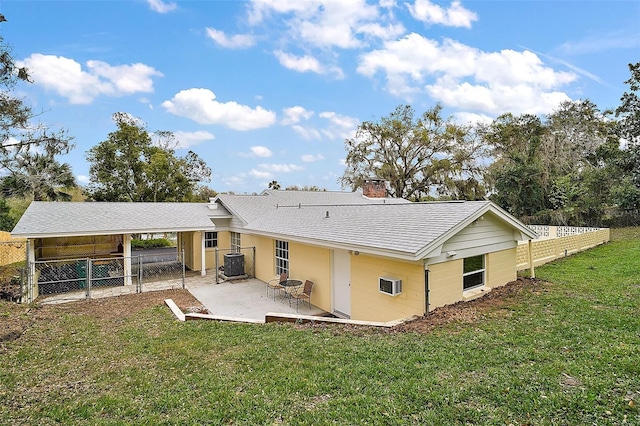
[131,238,174,250]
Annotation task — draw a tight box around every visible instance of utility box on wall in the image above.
[224,253,245,277]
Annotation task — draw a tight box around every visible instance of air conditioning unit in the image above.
[379,277,402,296]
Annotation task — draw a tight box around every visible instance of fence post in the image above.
[181,249,185,289]
[137,256,143,293]
[86,258,91,299]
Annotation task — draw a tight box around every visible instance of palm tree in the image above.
[0,152,75,201]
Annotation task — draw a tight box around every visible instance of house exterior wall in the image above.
[181,232,193,270]
[350,253,425,322]
[427,259,464,309]
[204,230,230,270]
[428,247,518,310]
[289,242,332,314]
[426,213,517,265]
[241,233,274,281]
[486,248,517,288]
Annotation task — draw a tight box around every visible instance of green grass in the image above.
[1,230,639,425]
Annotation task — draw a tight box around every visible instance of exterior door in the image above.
[332,249,351,318]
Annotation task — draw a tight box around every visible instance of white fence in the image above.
[517,226,610,271]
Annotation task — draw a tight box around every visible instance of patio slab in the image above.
[185,276,325,320]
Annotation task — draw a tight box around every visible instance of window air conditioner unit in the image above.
[379,277,402,296]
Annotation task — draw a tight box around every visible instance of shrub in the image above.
[131,238,174,250]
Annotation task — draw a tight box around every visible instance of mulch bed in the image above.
[1,277,547,346]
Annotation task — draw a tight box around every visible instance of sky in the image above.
[2,0,639,194]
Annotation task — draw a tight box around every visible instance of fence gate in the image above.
[28,251,185,302]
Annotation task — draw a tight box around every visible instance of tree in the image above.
[482,113,549,218]
[0,15,75,201]
[613,62,640,213]
[341,104,468,201]
[86,113,211,202]
[283,185,326,191]
[268,180,280,190]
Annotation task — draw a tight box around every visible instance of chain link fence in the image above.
[26,251,185,303]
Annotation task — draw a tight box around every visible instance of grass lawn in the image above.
[1,229,639,425]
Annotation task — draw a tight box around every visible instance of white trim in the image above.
[200,231,206,276]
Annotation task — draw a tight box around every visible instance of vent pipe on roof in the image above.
[325,210,329,218]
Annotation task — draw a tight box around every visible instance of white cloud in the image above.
[249,162,304,179]
[274,51,344,78]
[162,88,277,130]
[173,131,215,149]
[281,106,314,125]
[249,169,273,179]
[319,111,360,139]
[76,175,90,184]
[452,111,493,126]
[291,125,322,140]
[357,33,577,115]
[248,0,397,49]
[258,163,303,173]
[206,28,256,49]
[250,146,273,157]
[147,0,177,13]
[18,54,162,104]
[301,153,325,162]
[407,0,477,28]
[274,51,322,73]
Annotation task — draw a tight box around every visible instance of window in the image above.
[204,232,218,248]
[230,232,241,253]
[463,255,485,290]
[275,240,289,275]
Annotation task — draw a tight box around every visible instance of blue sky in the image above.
[3,0,639,194]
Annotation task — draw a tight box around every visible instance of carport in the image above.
[11,201,231,302]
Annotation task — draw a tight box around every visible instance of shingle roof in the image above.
[216,190,409,224]
[12,202,227,238]
[215,191,535,259]
[244,202,490,256]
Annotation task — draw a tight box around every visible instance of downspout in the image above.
[424,268,430,315]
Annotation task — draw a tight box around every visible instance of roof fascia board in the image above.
[12,226,216,239]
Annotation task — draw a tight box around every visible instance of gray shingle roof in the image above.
[244,201,491,256]
[12,202,227,238]
[217,190,409,224]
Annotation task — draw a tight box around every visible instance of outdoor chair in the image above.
[266,272,287,301]
[290,280,314,311]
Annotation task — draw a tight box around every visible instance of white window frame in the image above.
[275,240,289,275]
[230,232,241,253]
[204,231,218,249]
[462,255,485,291]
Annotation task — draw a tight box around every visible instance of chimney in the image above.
[362,178,387,198]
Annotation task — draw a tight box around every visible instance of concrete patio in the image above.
[185,276,325,320]
[37,273,325,321]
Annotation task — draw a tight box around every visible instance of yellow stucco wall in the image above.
[288,242,332,314]
[204,230,230,270]
[427,259,463,310]
[486,248,517,288]
[350,254,425,322]
[241,234,274,281]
